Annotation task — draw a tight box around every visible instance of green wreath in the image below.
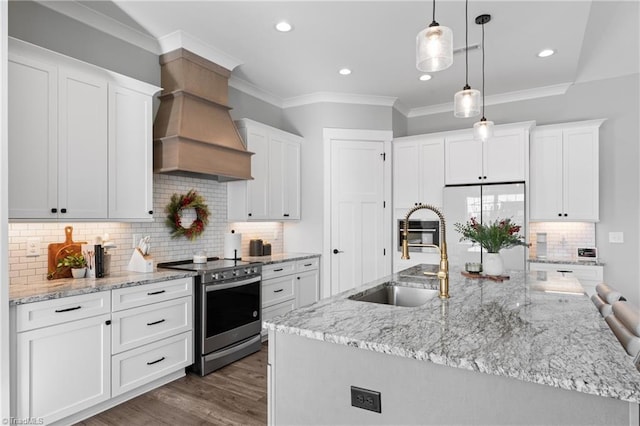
[165,190,210,240]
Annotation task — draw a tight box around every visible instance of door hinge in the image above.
[380,152,386,161]
[383,248,386,256]
[383,201,386,208]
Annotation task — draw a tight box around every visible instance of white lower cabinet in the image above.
[261,257,320,338]
[529,262,604,296]
[11,277,193,424]
[14,293,112,425]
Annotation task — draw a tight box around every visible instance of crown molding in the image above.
[158,30,243,71]
[35,0,161,54]
[392,100,411,117]
[229,76,284,108]
[407,82,573,118]
[282,92,397,109]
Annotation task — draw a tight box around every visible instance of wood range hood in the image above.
[153,48,253,181]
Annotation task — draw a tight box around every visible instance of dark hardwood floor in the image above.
[76,343,268,426]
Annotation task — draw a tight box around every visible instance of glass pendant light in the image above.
[416,0,453,72]
[473,14,494,141]
[453,0,480,118]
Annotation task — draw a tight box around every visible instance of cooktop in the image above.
[157,257,253,272]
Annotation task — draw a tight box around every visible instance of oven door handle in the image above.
[404,228,438,232]
[205,276,261,292]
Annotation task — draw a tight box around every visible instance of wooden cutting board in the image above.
[47,226,86,280]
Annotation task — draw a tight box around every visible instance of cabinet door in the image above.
[393,141,420,208]
[58,68,108,219]
[563,127,599,221]
[296,270,319,308]
[483,127,527,183]
[530,129,563,220]
[445,133,483,185]
[8,55,58,219]
[16,313,111,424]
[246,127,270,220]
[418,138,444,207]
[108,84,154,220]
[282,140,301,219]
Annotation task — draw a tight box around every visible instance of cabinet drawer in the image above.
[112,296,193,354]
[262,300,296,334]
[296,257,319,272]
[111,331,192,397]
[262,261,296,280]
[262,276,295,307]
[16,291,111,332]
[529,262,603,280]
[112,277,193,312]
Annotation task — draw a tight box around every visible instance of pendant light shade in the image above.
[454,0,480,118]
[474,118,494,141]
[454,86,481,118]
[473,14,494,141]
[416,0,453,72]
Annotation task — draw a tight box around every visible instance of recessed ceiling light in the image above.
[537,49,555,58]
[419,74,432,81]
[339,68,352,76]
[275,21,292,32]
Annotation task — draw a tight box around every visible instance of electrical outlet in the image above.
[350,386,381,413]
[609,232,624,244]
[26,237,41,257]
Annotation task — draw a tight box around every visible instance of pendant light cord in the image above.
[481,18,485,118]
[464,0,469,88]
[432,0,436,22]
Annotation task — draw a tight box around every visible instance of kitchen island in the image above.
[264,265,640,425]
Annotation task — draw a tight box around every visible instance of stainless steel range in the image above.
[157,257,262,376]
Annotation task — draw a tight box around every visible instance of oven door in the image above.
[201,275,261,354]
[398,220,440,252]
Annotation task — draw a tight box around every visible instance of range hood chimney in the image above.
[153,48,253,181]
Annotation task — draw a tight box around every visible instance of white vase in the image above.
[483,253,504,276]
[71,267,86,278]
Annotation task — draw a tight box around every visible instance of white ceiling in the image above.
[66,1,639,115]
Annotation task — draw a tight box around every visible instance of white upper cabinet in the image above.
[393,135,444,209]
[8,38,159,221]
[530,119,604,222]
[108,84,155,220]
[228,119,302,221]
[445,122,533,185]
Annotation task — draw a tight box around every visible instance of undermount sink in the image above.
[348,283,438,307]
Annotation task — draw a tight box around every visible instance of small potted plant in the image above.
[57,252,87,278]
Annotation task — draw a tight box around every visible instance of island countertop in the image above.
[264,264,640,404]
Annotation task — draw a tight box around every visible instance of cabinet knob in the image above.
[478,176,482,180]
[51,208,57,213]
[333,249,343,254]
[148,210,153,215]
[248,213,252,217]
[558,213,562,217]
[564,213,568,217]
[297,276,301,280]
[105,320,111,326]
[60,208,67,213]
[283,214,290,217]
[483,176,487,180]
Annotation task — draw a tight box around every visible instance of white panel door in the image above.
[445,133,483,185]
[246,127,269,220]
[8,55,58,219]
[393,141,420,208]
[282,140,301,219]
[530,129,563,220]
[330,139,386,295]
[108,84,154,220]
[418,137,445,207]
[563,127,599,221]
[483,127,526,183]
[58,67,108,218]
[16,314,111,424]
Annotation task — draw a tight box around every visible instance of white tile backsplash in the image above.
[9,174,283,286]
[529,222,596,260]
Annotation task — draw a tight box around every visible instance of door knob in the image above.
[333,249,343,254]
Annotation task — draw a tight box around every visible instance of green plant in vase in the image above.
[57,252,87,278]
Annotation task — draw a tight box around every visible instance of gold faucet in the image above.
[401,204,449,299]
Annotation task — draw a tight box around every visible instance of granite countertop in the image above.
[9,270,195,306]
[528,258,605,266]
[264,264,640,404]
[242,252,320,265]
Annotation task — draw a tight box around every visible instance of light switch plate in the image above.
[26,237,40,257]
[609,232,624,243]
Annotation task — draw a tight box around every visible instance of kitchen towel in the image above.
[590,293,612,318]
[605,314,640,357]
[596,283,626,304]
[612,301,640,337]
[224,231,242,259]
